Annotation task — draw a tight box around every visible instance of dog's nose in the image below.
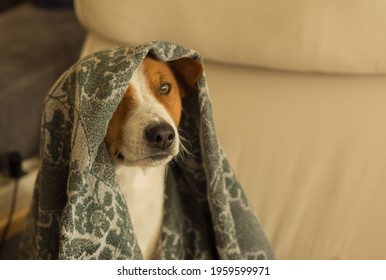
[145,123,175,149]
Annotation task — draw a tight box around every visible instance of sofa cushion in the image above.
[75,0,386,74]
[205,62,386,259]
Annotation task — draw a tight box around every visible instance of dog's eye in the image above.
[160,82,172,95]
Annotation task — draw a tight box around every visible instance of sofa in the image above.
[74,0,386,260]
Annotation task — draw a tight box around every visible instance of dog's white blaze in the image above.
[120,64,179,165]
[115,62,181,259]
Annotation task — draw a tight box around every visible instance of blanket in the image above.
[20,41,275,259]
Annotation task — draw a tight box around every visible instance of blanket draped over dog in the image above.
[20,41,275,259]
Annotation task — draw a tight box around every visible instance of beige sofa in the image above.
[75,0,386,259]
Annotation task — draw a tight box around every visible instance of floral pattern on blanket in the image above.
[20,41,275,260]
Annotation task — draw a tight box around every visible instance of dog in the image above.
[105,56,202,259]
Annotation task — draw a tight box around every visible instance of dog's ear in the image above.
[169,58,203,97]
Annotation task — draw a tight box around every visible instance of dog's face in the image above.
[105,56,202,167]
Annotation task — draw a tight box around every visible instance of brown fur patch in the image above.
[142,57,183,126]
[105,84,138,159]
[105,56,203,160]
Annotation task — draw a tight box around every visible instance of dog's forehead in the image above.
[141,57,176,80]
[125,58,176,103]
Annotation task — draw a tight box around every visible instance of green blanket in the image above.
[20,41,275,259]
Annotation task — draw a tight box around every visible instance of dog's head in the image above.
[105,56,202,167]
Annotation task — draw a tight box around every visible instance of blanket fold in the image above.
[20,41,275,259]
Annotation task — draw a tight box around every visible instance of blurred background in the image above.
[0,0,85,259]
[1,0,386,260]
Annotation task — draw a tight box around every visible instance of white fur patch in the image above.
[116,164,166,259]
[114,61,180,259]
[118,64,179,166]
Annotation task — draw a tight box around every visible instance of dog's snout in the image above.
[146,123,175,150]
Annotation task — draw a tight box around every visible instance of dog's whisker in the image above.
[113,141,126,160]
[177,131,196,162]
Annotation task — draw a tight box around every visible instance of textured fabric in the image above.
[20,41,275,260]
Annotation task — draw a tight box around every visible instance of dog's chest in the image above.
[115,164,166,259]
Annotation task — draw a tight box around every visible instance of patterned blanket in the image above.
[20,41,275,259]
